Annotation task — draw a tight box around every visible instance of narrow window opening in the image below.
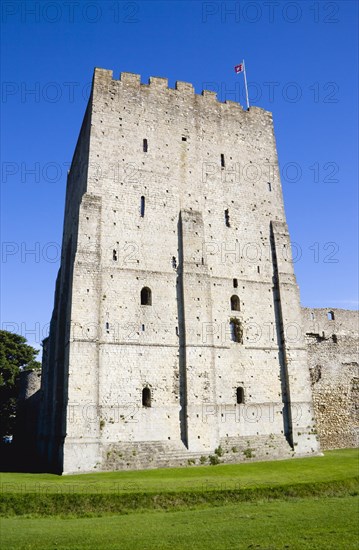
[141,324,145,332]
[141,286,152,306]
[182,136,187,142]
[142,387,151,408]
[267,182,272,192]
[230,318,243,343]
[225,209,230,227]
[257,266,260,274]
[143,138,148,152]
[175,326,179,337]
[230,295,240,311]
[332,334,338,343]
[221,154,225,168]
[236,387,244,404]
[172,256,177,269]
[233,278,238,288]
[327,311,335,321]
[140,196,145,217]
[113,250,117,261]
[105,322,109,330]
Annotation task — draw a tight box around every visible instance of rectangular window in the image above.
[230,319,242,343]
[225,209,230,227]
[143,139,148,152]
[221,154,225,168]
[236,387,244,404]
[140,196,145,217]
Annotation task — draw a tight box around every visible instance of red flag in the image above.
[234,63,243,74]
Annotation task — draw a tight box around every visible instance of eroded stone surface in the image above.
[22,68,359,473]
[302,308,358,450]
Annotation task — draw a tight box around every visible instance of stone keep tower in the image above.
[39,68,320,473]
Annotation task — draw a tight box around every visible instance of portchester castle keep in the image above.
[18,68,358,474]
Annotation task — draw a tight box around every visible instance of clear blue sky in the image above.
[1,0,358,353]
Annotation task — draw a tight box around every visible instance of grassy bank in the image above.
[1,496,358,549]
[1,449,357,494]
[0,449,358,517]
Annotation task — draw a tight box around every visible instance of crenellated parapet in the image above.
[92,67,270,116]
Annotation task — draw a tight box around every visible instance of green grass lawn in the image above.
[1,496,358,549]
[1,449,358,548]
[1,449,358,495]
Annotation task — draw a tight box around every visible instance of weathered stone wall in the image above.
[18,369,41,401]
[38,96,94,472]
[302,308,358,449]
[38,68,321,473]
[15,370,42,463]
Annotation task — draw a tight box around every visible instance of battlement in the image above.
[92,67,269,116]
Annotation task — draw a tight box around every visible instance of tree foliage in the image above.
[0,330,41,437]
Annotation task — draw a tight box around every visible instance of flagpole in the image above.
[243,59,250,110]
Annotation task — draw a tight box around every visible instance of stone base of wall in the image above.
[97,434,321,472]
[102,441,205,470]
[220,435,294,462]
[317,430,358,450]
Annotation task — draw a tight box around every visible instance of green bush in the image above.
[214,446,224,457]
